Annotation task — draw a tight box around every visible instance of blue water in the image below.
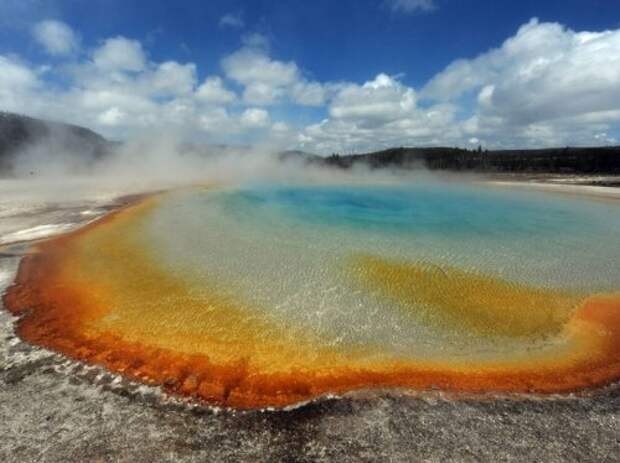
[222,183,618,241]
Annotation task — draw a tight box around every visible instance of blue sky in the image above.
[1,0,619,153]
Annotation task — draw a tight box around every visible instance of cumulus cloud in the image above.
[219,12,244,29]
[329,74,416,123]
[221,39,326,106]
[0,56,41,111]
[147,61,197,96]
[0,33,261,142]
[93,37,146,72]
[223,48,296,85]
[2,17,620,153]
[0,56,39,91]
[291,81,327,106]
[421,18,620,147]
[385,0,437,14]
[240,108,270,128]
[196,76,236,104]
[32,20,79,55]
[298,74,458,153]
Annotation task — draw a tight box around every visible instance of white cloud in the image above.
[298,14,620,154]
[421,18,620,147]
[148,61,197,96]
[0,56,42,112]
[0,41,251,141]
[196,76,236,104]
[272,121,289,132]
[197,107,236,134]
[0,56,39,91]
[240,108,270,128]
[93,37,146,72]
[291,81,327,106]
[298,74,458,153]
[221,37,296,106]
[329,74,416,123]
[221,44,325,106]
[223,48,298,89]
[241,82,283,106]
[219,13,244,29]
[32,20,79,56]
[386,0,437,14]
[3,18,620,153]
[299,105,460,154]
[97,107,126,126]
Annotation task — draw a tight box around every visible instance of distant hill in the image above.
[0,112,111,175]
[313,146,620,175]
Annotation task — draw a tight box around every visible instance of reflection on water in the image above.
[5,182,620,408]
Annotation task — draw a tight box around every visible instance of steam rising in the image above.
[5,124,448,200]
[0,121,476,247]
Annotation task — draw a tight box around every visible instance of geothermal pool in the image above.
[5,181,620,408]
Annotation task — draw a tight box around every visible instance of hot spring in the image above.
[5,180,620,408]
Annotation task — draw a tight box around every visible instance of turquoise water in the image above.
[138,181,620,358]
[225,183,611,239]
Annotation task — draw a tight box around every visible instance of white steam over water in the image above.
[0,128,466,245]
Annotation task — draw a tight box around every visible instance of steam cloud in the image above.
[5,124,451,203]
